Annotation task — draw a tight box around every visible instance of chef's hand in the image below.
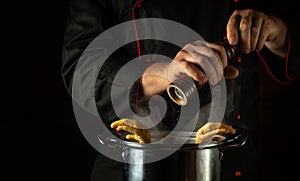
[111,118,151,143]
[141,40,239,98]
[227,9,288,58]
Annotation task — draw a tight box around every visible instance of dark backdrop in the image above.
[1,1,299,181]
[1,1,97,180]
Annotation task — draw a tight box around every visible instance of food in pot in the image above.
[195,122,236,144]
[111,119,236,144]
[111,118,151,143]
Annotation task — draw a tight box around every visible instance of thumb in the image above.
[224,65,239,79]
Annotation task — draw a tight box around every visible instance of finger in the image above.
[192,53,222,85]
[206,42,228,69]
[250,15,263,51]
[226,12,240,45]
[185,61,208,84]
[176,43,224,85]
[174,49,208,83]
[190,43,224,83]
[256,19,274,51]
[239,13,252,54]
[223,65,239,79]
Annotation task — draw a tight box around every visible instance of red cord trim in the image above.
[132,0,144,60]
[256,32,294,85]
[132,0,144,109]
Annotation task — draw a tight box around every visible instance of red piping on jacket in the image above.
[132,0,144,60]
[256,32,295,85]
[132,0,145,109]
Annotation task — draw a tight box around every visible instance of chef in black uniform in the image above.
[61,0,300,180]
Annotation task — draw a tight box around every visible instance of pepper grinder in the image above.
[167,39,239,106]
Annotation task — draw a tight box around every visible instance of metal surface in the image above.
[122,132,247,181]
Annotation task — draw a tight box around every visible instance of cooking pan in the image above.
[122,132,247,181]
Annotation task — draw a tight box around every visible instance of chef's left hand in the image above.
[227,9,288,58]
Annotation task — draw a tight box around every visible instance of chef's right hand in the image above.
[141,40,239,98]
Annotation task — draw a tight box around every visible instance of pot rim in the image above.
[122,131,244,150]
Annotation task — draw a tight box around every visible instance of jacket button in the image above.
[235,170,242,177]
[236,113,241,120]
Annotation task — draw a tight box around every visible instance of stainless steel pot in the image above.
[122,132,247,181]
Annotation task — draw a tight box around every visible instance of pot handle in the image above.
[216,134,247,160]
[218,134,247,152]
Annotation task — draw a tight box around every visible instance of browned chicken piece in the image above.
[111,119,235,144]
[111,118,151,143]
[195,122,236,144]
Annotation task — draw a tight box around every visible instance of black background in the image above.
[1,1,97,180]
[1,1,299,181]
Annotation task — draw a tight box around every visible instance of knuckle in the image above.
[180,61,190,69]
[251,26,259,34]
[183,44,193,51]
[239,19,250,31]
[246,9,254,15]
